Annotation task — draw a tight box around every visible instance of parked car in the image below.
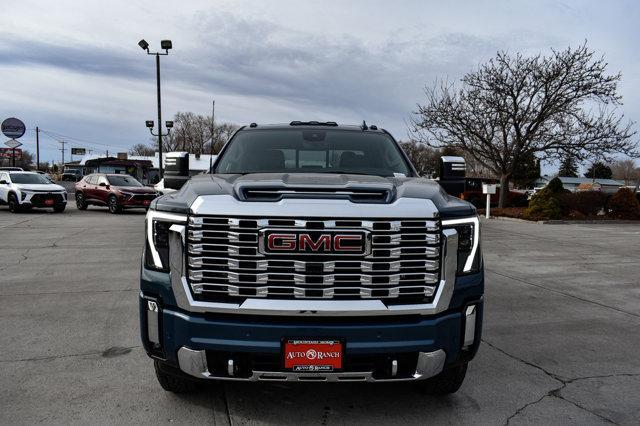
[35,170,55,182]
[153,178,177,195]
[62,170,82,181]
[75,173,159,213]
[0,171,67,213]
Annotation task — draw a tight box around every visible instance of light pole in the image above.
[139,39,172,178]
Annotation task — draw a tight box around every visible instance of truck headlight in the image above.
[442,216,481,274]
[145,210,186,271]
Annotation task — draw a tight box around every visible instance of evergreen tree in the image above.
[584,162,613,179]
[558,155,579,177]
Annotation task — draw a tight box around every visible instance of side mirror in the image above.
[0,180,7,185]
[99,182,110,189]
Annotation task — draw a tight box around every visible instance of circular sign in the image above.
[1,117,26,139]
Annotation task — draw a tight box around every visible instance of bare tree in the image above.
[129,143,155,156]
[151,111,239,155]
[610,159,639,185]
[206,122,240,154]
[411,43,638,207]
[399,140,439,177]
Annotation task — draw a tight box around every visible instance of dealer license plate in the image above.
[44,199,54,206]
[283,339,343,372]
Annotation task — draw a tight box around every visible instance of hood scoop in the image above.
[234,173,395,204]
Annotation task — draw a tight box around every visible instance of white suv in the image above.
[0,171,67,213]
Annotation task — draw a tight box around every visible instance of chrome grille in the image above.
[186,216,441,302]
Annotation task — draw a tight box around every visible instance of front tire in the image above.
[415,363,468,395]
[154,361,198,393]
[76,193,88,210]
[108,195,122,214]
[8,193,21,213]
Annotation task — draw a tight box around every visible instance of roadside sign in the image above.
[1,117,26,139]
[4,139,23,149]
[0,148,22,158]
[482,184,497,194]
[71,147,86,155]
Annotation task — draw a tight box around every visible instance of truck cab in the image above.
[140,122,483,394]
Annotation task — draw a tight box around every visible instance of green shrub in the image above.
[546,177,565,194]
[524,186,562,220]
[608,188,640,219]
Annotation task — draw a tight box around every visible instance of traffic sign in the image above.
[4,139,23,149]
[1,118,26,139]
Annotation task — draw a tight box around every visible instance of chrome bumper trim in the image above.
[177,346,446,382]
[169,226,458,316]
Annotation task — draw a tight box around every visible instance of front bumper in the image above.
[120,194,157,208]
[140,295,483,382]
[19,192,66,207]
[140,216,484,382]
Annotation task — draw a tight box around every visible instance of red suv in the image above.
[75,173,159,213]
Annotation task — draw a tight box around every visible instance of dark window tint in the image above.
[215,129,412,177]
[9,173,52,184]
[107,175,142,187]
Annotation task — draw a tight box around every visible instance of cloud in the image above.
[0,0,639,165]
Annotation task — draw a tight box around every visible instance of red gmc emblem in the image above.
[260,230,368,255]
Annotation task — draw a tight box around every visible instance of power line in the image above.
[38,130,109,154]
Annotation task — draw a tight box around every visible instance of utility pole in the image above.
[209,100,215,172]
[156,53,163,178]
[36,127,40,171]
[139,39,172,179]
[59,140,67,167]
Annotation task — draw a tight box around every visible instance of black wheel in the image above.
[108,195,122,214]
[415,363,468,395]
[7,193,21,213]
[154,361,198,393]
[76,192,88,210]
[53,204,66,213]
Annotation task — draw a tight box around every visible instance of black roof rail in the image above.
[249,122,258,128]
[360,120,368,131]
[289,121,338,126]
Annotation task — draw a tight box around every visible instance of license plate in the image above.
[283,339,343,372]
[44,199,54,206]
[143,200,150,205]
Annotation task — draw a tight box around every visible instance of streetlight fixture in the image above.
[139,38,172,178]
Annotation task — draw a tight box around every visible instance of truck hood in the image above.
[152,173,475,218]
[15,183,65,192]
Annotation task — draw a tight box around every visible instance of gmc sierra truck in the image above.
[140,122,483,395]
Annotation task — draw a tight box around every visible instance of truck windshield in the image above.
[10,173,52,184]
[107,175,143,187]
[215,129,413,177]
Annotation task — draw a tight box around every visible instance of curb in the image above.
[480,216,542,224]
[480,216,640,225]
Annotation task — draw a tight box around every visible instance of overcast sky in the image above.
[1,0,639,167]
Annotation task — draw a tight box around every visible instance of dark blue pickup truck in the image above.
[140,122,483,394]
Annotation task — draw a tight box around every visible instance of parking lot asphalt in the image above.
[1,204,639,425]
